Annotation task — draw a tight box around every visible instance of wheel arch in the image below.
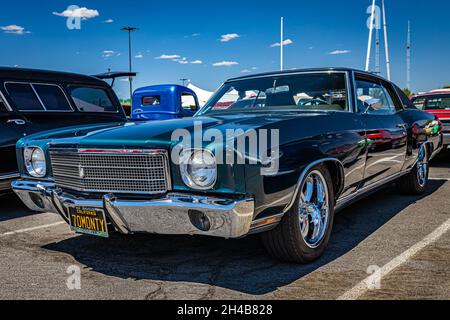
[282,158,345,214]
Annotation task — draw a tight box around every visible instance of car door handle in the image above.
[7,119,26,125]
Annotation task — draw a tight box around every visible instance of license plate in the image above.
[68,206,108,238]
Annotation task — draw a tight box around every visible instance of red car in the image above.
[411,90,450,147]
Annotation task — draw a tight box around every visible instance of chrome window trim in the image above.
[0,88,13,112]
[4,81,75,112]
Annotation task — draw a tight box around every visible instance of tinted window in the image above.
[142,95,161,106]
[33,84,72,111]
[199,73,349,115]
[68,87,116,112]
[181,93,197,110]
[5,83,44,111]
[355,78,396,114]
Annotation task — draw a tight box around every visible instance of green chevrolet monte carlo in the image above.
[12,69,443,263]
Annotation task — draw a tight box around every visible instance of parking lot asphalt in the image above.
[0,151,449,300]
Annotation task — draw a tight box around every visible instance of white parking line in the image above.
[337,217,450,300]
[0,222,65,237]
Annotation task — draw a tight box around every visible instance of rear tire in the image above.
[397,145,429,195]
[261,164,335,263]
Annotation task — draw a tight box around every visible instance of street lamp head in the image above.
[121,27,139,32]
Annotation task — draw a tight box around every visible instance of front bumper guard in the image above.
[12,180,255,239]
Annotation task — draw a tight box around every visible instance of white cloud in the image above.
[1,25,31,35]
[220,33,240,42]
[156,54,181,60]
[192,33,200,37]
[135,53,143,59]
[212,61,239,67]
[176,57,189,64]
[102,50,116,58]
[190,60,203,64]
[53,7,99,19]
[104,19,114,23]
[270,39,293,47]
[329,50,352,55]
[241,69,251,73]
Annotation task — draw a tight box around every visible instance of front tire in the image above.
[397,145,429,195]
[261,164,335,263]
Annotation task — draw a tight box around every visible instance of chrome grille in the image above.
[49,149,170,194]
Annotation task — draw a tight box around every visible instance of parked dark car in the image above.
[12,68,442,263]
[131,85,200,120]
[0,67,127,192]
[411,91,450,148]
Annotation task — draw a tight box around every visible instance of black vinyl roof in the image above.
[227,67,388,82]
[0,67,107,86]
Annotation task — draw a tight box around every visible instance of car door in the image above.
[0,90,27,178]
[354,74,408,187]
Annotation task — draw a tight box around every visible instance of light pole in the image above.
[121,26,139,102]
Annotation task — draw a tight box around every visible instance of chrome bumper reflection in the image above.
[12,180,255,239]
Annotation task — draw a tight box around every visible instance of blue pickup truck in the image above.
[131,85,200,120]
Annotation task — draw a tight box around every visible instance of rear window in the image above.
[68,86,117,112]
[142,95,161,106]
[426,95,450,110]
[5,83,44,111]
[412,95,450,110]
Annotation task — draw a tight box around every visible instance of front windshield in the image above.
[197,72,349,116]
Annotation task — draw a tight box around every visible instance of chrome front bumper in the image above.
[11,180,255,239]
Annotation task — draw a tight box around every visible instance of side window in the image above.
[412,98,426,110]
[355,78,396,115]
[33,84,72,111]
[5,83,44,111]
[181,93,197,111]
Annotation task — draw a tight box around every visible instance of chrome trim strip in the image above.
[0,89,13,112]
[336,169,410,210]
[0,173,20,180]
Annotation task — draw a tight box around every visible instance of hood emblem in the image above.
[79,165,85,179]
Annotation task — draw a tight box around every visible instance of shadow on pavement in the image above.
[0,193,33,222]
[44,180,446,295]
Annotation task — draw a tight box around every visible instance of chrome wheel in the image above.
[298,170,330,249]
[417,146,428,188]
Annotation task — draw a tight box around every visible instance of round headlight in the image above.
[180,149,217,190]
[24,147,46,178]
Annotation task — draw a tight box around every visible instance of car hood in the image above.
[23,112,332,150]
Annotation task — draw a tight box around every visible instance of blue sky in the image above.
[0,0,449,99]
